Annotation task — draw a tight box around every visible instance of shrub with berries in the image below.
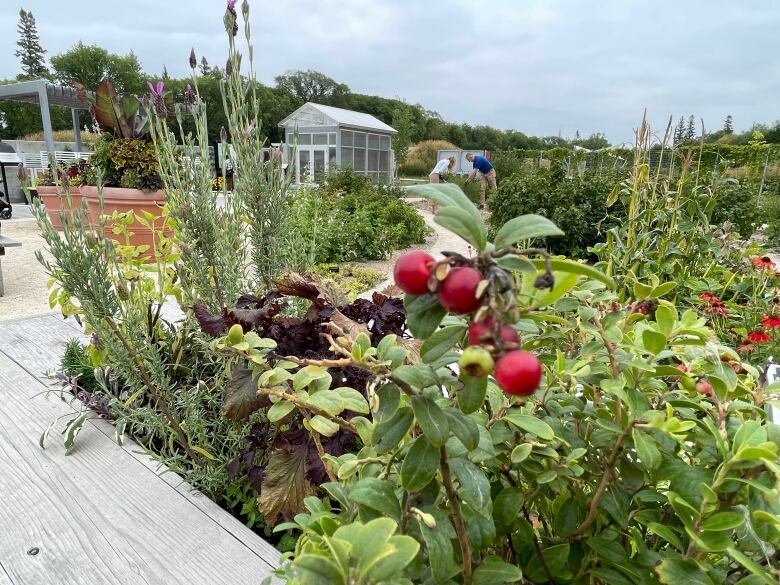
[260,185,780,585]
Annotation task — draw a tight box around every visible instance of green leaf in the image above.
[642,329,667,355]
[267,399,296,422]
[333,387,370,414]
[532,271,579,308]
[435,206,486,251]
[473,558,523,585]
[496,254,537,273]
[701,511,744,532]
[421,325,466,363]
[727,547,778,585]
[644,522,684,551]
[350,478,402,520]
[589,568,635,585]
[443,408,480,451]
[293,365,331,392]
[411,396,450,447]
[503,412,555,440]
[655,559,715,585]
[401,436,440,492]
[309,415,339,437]
[63,412,88,455]
[449,458,491,513]
[493,487,524,535]
[651,282,677,298]
[494,214,564,249]
[458,373,488,414]
[306,391,344,416]
[293,553,347,585]
[369,535,420,582]
[511,443,533,463]
[373,406,414,454]
[531,258,615,289]
[418,512,459,583]
[524,543,570,582]
[404,294,447,339]
[408,183,482,223]
[394,364,439,390]
[632,428,661,470]
[655,304,677,336]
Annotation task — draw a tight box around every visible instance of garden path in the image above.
[0,313,281,585]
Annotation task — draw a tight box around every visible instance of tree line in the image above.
[3,8,780,156]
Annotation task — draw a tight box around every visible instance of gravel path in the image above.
[0,200,476,322]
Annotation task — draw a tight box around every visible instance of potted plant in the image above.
[80,79,170,252]
[34,162,86,230]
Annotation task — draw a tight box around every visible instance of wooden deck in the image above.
[0,313,281,584]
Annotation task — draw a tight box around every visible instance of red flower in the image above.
[761,315,780,328]
[737,344,755,353]
[699,292,720,303]
[752,256,775,270]
[746,330,771,344]
[703,304,729,316]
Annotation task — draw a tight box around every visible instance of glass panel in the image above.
[368,149,379,172]
[368,134,380,149]
[380,135,390,150]
[299,150,311,182]
[313,150,325,179]
[297,133,312,145]
[313,133,328,145]
[353,146,366,172]
[329,133,337,145]
[342,130,353,147]
[329,147,337,164]
[340,147,353,166]
[379,150,389,172]
[354,132,366,148]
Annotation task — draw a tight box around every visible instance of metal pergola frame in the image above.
[0,79,93,154]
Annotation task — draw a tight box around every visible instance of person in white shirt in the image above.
[429,156,456,183]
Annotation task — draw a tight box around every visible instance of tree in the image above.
[673,116,685,145]
[50,42,145,95]
[274,69,350,106]
[685,115,696,141]
[15,9,49,79]
[391,106,415,166]
[724,114,734,134]
[199,56,211,76]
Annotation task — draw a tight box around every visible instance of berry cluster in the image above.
[393,250,543,396]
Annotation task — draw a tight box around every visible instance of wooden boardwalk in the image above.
[0,313,280,584]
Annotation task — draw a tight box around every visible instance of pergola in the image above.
[0,79,92,154]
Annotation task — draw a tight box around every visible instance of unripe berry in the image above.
[458,346,495,378]
[227,323,244,345]
[393,250,435,295]
[696,379,713,397]
[468,317,520,348]
[438,266,483,314]
[495,350,542,396]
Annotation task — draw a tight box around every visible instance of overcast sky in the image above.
[1,0,778,144]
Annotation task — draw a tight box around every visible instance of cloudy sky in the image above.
[1,0,778,144]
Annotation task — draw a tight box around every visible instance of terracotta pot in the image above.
[37,185,84,231]
[81,185,171,259]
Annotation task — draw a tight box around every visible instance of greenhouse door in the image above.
[297,147,329,183]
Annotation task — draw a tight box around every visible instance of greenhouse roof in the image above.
[279,102,396,134]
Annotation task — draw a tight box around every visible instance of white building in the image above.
[279,102,396,184]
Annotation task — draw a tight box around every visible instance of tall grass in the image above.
[398,139,459,177]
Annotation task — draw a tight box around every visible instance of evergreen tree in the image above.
[15,9,49,79]
[685,115,696,141]
[724,114,734,134]
[673,116,685,145]
[199,56,211,76]
[161,65,170,80]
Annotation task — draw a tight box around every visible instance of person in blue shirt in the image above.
[465,153,496,208]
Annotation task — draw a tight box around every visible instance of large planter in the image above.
[81,186,171,258]
[37,185,83,231]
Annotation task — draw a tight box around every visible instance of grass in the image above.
[18,129,100,145]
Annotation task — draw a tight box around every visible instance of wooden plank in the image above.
[0,562,15,585]
[0,351,279,585]
[0,313,87,380]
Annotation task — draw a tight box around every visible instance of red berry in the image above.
[495,350,542,396]
[468,318,520,348]
[438,267,483,314]
[393,250,435,295]
[695,380,713,396]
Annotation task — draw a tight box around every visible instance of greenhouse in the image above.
[279,102,396,183]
